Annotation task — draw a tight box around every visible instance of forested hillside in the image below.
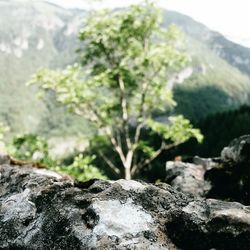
[0,0,86,136]
[176,105,250,158]
[1,0,250,136]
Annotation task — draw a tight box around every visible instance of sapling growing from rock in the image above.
[30,1,203,180]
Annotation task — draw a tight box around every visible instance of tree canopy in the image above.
[30,1,203,180]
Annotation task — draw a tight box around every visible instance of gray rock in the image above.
[221,135,250,166]
[165,136,250,205]
[205,135,250,204]
[0,154,11,165]
[165,161,211,197]
[193,156,221,170]
[1,164,250,249]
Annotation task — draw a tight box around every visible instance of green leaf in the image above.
[147,115,203,144]
[136,140,156,157]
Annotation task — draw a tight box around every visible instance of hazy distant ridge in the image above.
[0,0,250,135]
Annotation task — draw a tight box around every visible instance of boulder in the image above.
[165,161,211,197]
[221,135,250,165]
[1,161,250,249]
[166,136,250,205]
[205,135,250,204]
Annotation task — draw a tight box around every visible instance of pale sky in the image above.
[47,0,250,47]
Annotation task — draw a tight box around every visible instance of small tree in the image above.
[30,1,203,180]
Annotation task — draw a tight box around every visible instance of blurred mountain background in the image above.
[1,0,250,156]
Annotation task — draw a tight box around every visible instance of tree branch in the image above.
[134,122,144,144]
[82,101,128,170]
[133,82,149,145]
[133,64,165,145]
[97,150,121,176]
[115,129,123,150]
[104,127,126,166]
[118,76,132,150]
[132,141,178,177]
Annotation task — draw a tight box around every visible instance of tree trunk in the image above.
[124,150,133,180]
[125,167,131,180]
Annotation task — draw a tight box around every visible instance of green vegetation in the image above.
[8,134,55,167]
[197,105,250,157]
[175,105,250,158]
[1,1,250,137]
[53,154,107,181]
[0,0,86,137]
[6,133,107,181]
[30,1,202,180]
[174,35,250,121]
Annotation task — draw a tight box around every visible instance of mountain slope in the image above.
[163,11,250,120]
[0,0,86,136]
[173,34,250,120]
[0,0,250,135]
[164,11,250,76]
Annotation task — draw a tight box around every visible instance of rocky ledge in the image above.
[1,161,250,249]
[166,135,250,205]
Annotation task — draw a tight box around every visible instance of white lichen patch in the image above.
[182,202,208,220]
[92,199,153,237]
[2,189,36,221]
[116,179,146,191]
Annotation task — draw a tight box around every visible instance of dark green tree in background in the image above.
[30,1,203,180]
[177,105,250,158]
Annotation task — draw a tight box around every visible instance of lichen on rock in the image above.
[0,157,250,249]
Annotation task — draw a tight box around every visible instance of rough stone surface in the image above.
[166,136,250,205]
[1,162,250,249]
[206,135,250,204]
[165,161,211,197]
[221,135,250,165]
